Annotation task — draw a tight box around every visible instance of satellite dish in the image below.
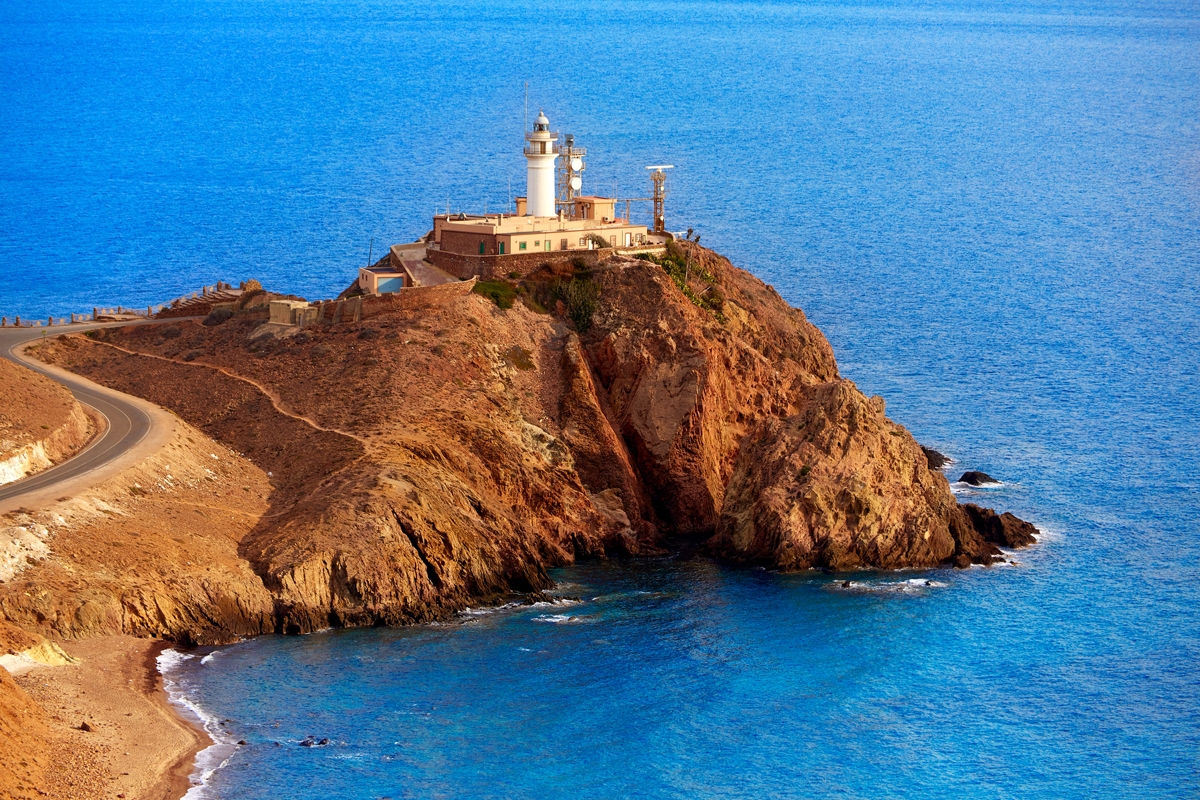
[570,158,583,172]
[570,176,582,191]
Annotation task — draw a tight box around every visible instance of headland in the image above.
[0,112,1039,799]
[0,243,1039,796]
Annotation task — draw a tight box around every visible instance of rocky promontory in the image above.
[3,245,1037,645]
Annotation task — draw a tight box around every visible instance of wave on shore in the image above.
[157,649,238,799]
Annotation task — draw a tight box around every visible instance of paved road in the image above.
[0,322,163,506]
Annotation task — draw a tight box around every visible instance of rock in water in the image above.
[962,504,1039,548]
[959,471,999,486]
[921,446,950,469]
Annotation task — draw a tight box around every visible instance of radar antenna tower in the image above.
[646,165,674,232]
[556,133,587,217]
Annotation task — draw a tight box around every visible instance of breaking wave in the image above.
[830,578,948,594]
[157,649,239,799]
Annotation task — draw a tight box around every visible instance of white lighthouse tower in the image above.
[524,110,558,217]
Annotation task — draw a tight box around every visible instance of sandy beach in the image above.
[12,635,207,800]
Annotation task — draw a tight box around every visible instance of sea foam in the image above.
[157,649,239,799]
[832,578,948,595]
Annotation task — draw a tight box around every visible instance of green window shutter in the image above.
[479,241,485,255]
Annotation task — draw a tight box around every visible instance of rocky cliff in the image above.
[3,246,1035,644]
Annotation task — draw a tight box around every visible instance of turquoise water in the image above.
[5,0,1200,796]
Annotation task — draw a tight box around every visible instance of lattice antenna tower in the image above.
[646,165,673,232]
[556,133,586,217]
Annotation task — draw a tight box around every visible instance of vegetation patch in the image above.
[636,246,726,322]
[560,278,600,332]
[473,280,518,309]
[504,346,535,370]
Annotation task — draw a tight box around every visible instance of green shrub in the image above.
[472,279,517,309]
[637,251,724,322]
[561,278,599,332]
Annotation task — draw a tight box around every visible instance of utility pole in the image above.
[685,229,693,283]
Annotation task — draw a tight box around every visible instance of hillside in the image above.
[0,358,95,487]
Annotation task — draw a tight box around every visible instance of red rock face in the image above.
[582,250,1034,569]
[709,381,960,570]
[584,253,838,537]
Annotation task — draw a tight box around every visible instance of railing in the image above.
[523,136,560,156]
[0,281,242,328]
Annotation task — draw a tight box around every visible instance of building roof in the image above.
[437,214,643,236]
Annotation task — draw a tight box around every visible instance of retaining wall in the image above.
[427,245,667,281]
[429,248,605,280]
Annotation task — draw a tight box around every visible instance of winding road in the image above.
[0,322,173,510]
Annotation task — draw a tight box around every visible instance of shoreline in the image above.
[149,640,213,800]
[14,635,209,800]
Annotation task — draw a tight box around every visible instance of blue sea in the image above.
[5,0,1200,796]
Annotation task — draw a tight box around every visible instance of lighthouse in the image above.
[524,110,558,217]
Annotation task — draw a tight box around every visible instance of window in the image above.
[519,241,527,251]
[499,242,505,254]
[545,240,551,252]
[560,239,568,250]
[479,241,485,255]
[579,237,587,246]
[609,236,617,247]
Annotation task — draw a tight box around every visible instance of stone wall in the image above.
[429,248,603,280]
[441,230,496,258]
[361,278,477,318]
